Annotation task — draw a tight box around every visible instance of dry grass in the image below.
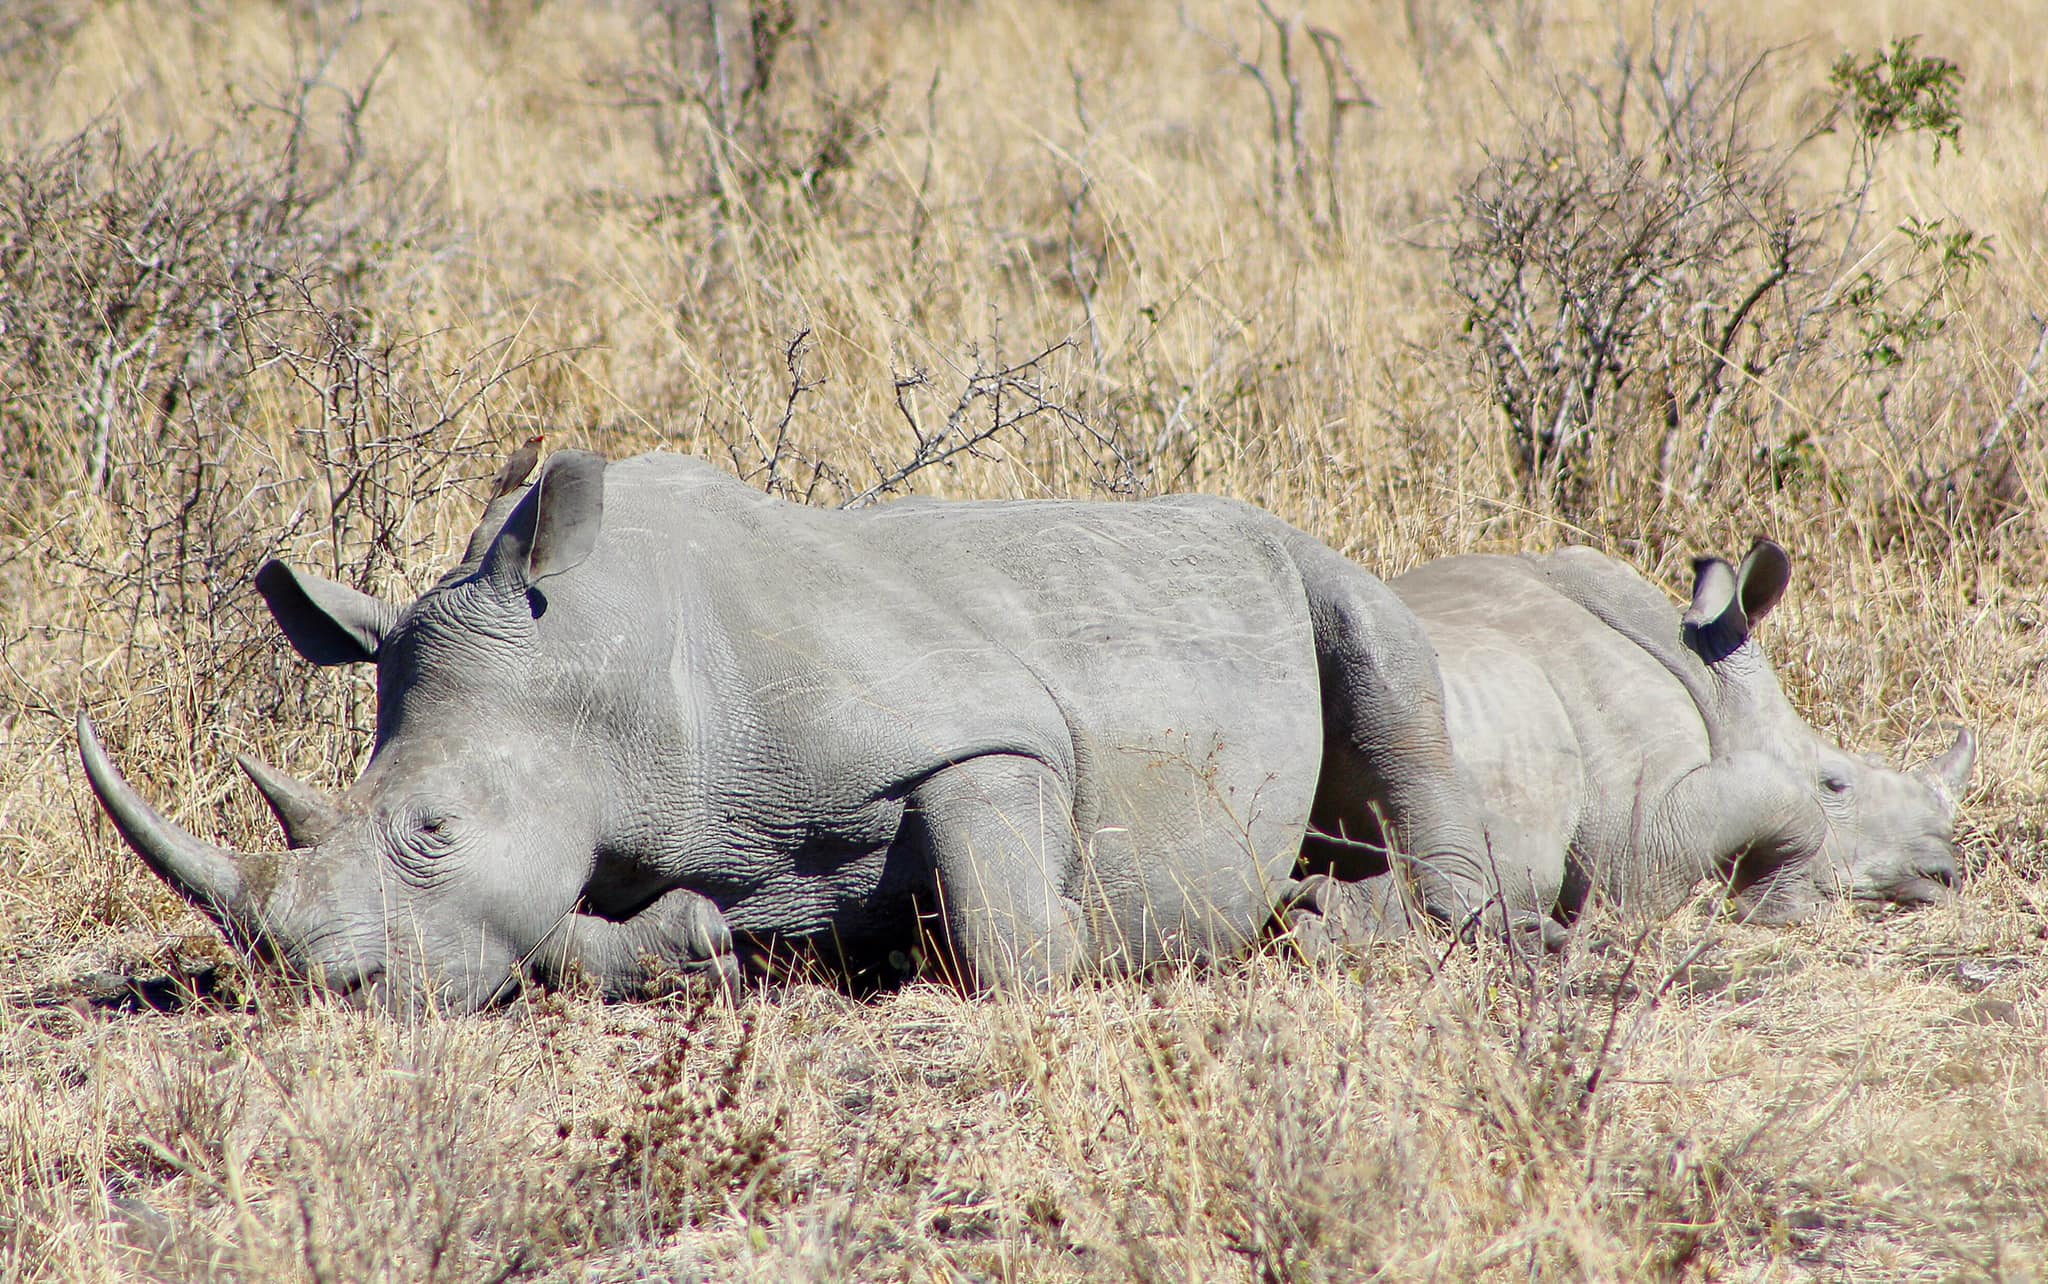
[2,0,2044,1278]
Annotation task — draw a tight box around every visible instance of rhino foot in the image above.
[1278,874,1569,960]
[1448,903,1570,957]
[1517,913,1571,955]
[1274,874,1411,959]
[539,889,741,1002]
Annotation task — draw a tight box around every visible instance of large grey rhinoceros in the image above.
[79,450,1504,1012]
[1293,540,1973,940]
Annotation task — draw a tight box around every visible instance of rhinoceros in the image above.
[1287,539,1973,942]
[79,450,1506,1012]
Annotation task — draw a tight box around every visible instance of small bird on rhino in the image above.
[489,434,546,500]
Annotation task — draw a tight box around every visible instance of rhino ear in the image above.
[1683,541,1791,662]
[484,449,606,588]
[1735,538,1791,628]
[255,561,397,666]
[1682,557,1739,633]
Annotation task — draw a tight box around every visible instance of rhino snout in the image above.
[1854,847,1959,908]
[1903,852,1960,902]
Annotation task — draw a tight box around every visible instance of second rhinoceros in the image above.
[80,450,1505,1012]
[1292,540,1972,941]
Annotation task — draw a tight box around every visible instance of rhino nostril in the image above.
[1923,863,1957,890]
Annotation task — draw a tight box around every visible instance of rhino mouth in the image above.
[1852,876,1956,910]
[311,961,386,1009]
[1848,854,1958,909]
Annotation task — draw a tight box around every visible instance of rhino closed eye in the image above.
[390,805,464,861]
[1821,776,1851,795]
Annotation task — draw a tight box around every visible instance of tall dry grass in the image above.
[1,0,2043,1278]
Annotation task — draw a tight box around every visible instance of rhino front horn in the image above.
[1922,726,1977,804]
[77,714,251,929]
[235,752,342,849]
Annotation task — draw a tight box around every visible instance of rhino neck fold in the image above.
[1553,581,1777,761]
[1645,752,1829,910]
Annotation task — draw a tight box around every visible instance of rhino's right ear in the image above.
[254,561,398,666]
[1734,538,1791,629]
[483,449,606,589]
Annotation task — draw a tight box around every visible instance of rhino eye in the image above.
[400,806,459,854]
[1821,775,1851,795]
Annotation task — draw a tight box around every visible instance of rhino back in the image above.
[1393,554,1711,911]
[530,456,1324,954]
[1527,546,1720,714]
[864,490,1326,956]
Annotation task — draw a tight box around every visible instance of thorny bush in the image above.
[553,994,791,1236]
[0,99,528,848]
[1446,19,1988,521]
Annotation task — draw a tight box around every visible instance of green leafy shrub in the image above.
[1445,18,1983,518]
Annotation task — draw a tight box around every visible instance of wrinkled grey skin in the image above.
[1293,540,1973,941]
[80,450,1499,1013]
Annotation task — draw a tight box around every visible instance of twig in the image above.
[1981,311,2048,459]
[842,337,1084,509]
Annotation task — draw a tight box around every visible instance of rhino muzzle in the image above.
[1857,850,1959,908]
[80,715,523,1014]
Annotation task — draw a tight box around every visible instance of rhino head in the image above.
[1681,539,1974,921]
[79,452,615,1014]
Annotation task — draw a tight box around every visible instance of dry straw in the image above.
[2,0,2042,1278]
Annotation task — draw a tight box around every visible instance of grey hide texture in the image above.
[79,450,1502,1013]
[1289,542,1973,946]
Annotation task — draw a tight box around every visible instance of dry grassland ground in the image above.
[2,0,2045,1278]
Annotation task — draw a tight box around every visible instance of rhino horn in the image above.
[1920,726,1977,806]
[235,752,342,849]
[78,714,252,929]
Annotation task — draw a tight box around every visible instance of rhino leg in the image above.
[1278,534,1496,929]
[538,888,741,999]
[913,754,1085,990]
[1639,750,1832,920]
[1278,871,1566,959]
